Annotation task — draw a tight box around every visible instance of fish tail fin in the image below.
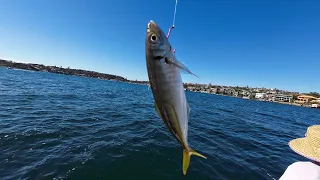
[182,147,207,175]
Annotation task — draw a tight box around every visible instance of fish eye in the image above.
[151,34,157,41]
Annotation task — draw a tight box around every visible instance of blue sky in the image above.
[0,0,319,93]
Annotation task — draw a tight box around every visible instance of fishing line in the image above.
[167,0,178,39]
[172,0,178,27]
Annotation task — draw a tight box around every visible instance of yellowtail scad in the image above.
[145,20,207,175]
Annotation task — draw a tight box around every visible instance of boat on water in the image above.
[311,104,320,108]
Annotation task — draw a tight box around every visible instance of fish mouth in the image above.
[147,20,156,31]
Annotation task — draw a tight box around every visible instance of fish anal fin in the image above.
[154,102,163,119]
[155,102,174,135]
[182,148,207,175]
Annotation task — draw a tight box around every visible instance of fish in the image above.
[145,20,207,175]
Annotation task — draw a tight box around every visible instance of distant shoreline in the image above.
[1,59,319,109]
[0,59,149,85]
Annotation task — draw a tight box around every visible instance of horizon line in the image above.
[1,58,318,95]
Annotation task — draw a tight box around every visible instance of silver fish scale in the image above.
[154,59,182,102]
[153,59,189,146]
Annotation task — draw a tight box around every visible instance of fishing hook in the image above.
[166,0,178,54]
[167,0,178,39]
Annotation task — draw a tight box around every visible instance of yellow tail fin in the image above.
[182,148,207,175]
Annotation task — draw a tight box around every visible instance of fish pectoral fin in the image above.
[182,148,207,175]
[165,57,199,78]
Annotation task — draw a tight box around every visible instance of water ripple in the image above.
[0,67,319,180]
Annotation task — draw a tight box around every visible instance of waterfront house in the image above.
[240,90,251,97]
[210,88,218,94]
[265,93,274,101]
[297,95,317,103]
[255,93,267,99]
[273,94,293,102]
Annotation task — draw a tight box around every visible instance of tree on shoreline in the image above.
[306,92,320,98]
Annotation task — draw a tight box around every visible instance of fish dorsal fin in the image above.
[165,57,199,78]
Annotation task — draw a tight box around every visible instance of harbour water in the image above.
[0,67,319,180]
